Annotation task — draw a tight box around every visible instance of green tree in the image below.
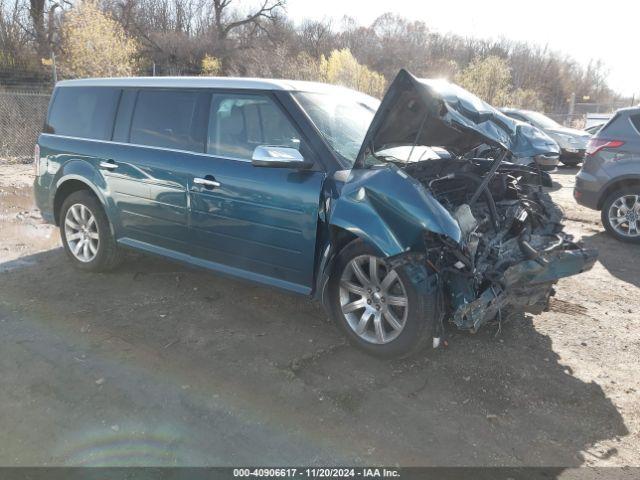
[509,88,544,111]
[201,55,222,76]
[59,1,139,78]
[320,49,386,97]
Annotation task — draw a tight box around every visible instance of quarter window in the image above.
[207,94,301,160]
[130,89,209,152]
[630,114,640,134]
[46,87,120,140]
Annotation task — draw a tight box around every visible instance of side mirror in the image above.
[251,145,313,169]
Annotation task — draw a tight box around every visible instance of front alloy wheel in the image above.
[329,239,436,358]
[339,255,408,344]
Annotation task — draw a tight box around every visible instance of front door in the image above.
[187,92,325,294]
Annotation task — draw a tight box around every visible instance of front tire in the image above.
[60,190,122,271]
[328,239,436,358]
[601,187,640,243]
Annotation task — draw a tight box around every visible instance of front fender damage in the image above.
[324,159,597,341]
[328,165,462,257]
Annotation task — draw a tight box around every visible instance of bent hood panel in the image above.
[355,69,527,167]
[511,122,561,158]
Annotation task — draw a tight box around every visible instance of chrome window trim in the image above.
[41,132,255,163]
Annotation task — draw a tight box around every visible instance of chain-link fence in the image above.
[548,100,635,129]
[0,90,51,163]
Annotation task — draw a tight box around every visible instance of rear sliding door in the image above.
[107,88,210,252]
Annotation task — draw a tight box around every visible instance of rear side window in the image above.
[129,89,209,152]
[208,94,302,160]
[630,114,640,134]
[599,112,640,138]
[598,112,621,135]
[46,87,120,140]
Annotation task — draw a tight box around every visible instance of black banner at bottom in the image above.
[0,467,637,480]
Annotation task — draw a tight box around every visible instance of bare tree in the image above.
[0,0,31,62]
[209,0,285,72]
[25,0,69,57]
[299,19,334,58]
[0,3,623,112]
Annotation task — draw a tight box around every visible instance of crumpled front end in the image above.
[401,158,597,332]
[328,68,596,338]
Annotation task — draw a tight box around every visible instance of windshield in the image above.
[293,91,379,166]
[523,110,561,129]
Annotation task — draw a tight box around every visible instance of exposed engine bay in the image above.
[398,157,597,333]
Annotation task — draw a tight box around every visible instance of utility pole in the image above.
[50,52,57,84]
[152,63,156,76]
[566,92,576,126]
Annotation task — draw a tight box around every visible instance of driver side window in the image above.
[207,93,302,160]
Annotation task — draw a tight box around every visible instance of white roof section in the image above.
[55,76,353,94]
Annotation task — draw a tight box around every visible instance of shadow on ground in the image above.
[0,248,628,468]
[554,165,580,175]
[581,231,640,288]
[545,166,579,192]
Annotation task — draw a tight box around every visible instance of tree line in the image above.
[0,0,620,113]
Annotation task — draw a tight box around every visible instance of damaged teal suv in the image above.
[34,70,597,357]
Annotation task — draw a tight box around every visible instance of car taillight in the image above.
[34,144,41,176]
[586,138,624,156]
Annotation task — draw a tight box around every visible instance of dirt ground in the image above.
[0,161,638,468]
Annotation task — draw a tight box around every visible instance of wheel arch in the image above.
[597,176,640,210]
[53,176,111,230]
[314,225,376,308]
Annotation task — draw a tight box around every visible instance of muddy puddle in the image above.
[0,183,60,267]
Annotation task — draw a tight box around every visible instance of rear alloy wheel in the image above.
[60,190,122,271]
[602,188,640,243]
[329,239,436,358]
[64,203,100,263]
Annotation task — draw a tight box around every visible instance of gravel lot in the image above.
[0,162,638,467]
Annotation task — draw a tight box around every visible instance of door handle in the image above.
[193,177,221,188]
[99,160,118,170]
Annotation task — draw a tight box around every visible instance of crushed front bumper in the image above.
[451,243,597,332]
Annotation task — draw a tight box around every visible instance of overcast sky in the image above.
[287,0,638,98]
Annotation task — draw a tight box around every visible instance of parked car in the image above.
[471,120,560,171]
[34,70,596,358]
[574,107,640,242]
[501,108,591,166]
[585,113,612,130]
[584,123,604,135]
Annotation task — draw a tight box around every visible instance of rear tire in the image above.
[59,190,122,271]
[328,239,437,358]
[601,187,640,244]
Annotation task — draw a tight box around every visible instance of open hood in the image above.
[355,69,523,167]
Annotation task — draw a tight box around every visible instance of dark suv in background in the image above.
[575,107,640,242]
